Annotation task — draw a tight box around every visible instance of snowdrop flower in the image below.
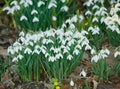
[75,45,82,50]
[88,26,100,35]
[46,39,54,44]
[91,49,96,55]
[17,54,23,60]
[94,0,104,4]
[100,17,105,23]
[20,15,28,21]
[93,26,100,35]
[91,55,99,62]
[49,56,56,62]
[105,49,110,55]
[85,45,91,50]
[8,46,15,55]
[29,41,34,46]
[55,53,63,59]
[98,49,110,59]
[18,36,25,43]
[71,15,78,23]
[80,69,87,77]
[95,7,107,16]
[32,17,39,22]
[61,0,66,3]
[3,7,14,14]
[91,48,110,62]
[55,48,61,53]
[10,0,18,5]
[13,42,21,46]
[84,0,93,7]
[70,78,74,86]
[73,49,79,55]
[48,1,57,9]
[69,24,75,29]
[85,10,92,16]
[38,1,45,7]
[35,45,41,50]
[81,30,88,35]
[112,14,120,25]
[92,5,99,10]
[110,7,116,15]
[12,57,18,62]
[92,17,98,22]
[40,46,46,54]
[52,16,57,21]
[19,31,25,37]
[3,7,10,13]
[99,7,107,16]
[114,51,120,58]
[24,48,32,54]
[61,6,69,12]
[31,9,38,15]
[12,5,20,11]
[115,3,120,12]
[79,15,84,21]
[67,55,73,60]
[68,39,75,46]
[63,48,69,54]
[110,0,117,4]
[45,53,49,58]
[20,0,33,7]
[32,49,40,54]
[62,23,66,28]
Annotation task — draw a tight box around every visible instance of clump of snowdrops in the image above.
[84,0,120,47]
[91,48,111,81]
[3,0,77,31]
[8,25,91,81]
[83,0,108,49]
[104,2,120,47]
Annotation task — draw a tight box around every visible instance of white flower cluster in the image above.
[114,46,120,58]
[91,48,110,62]
[3,1,20,14]
[8,28,91,62]
[104,3,120,34]
[3,0,70,31]
[84,0,108,35]
[3,0,69,15]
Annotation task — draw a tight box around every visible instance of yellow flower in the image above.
[56,86,60,89]
[54,82,58,86]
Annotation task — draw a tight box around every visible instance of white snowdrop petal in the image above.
[80,69,87,77]
[12,57,18,62]
[10,1,18,5]
[33,17,39,22]
[38,1,45,7]
[52,16,57,21]
[114,51,120,58]
[20,15,28,21]
[67,55,73,60]
[61,6,69,12]
[70,79,74,86]
[48,2,57,9]
[31,9,38,15]
[61,0,66,3]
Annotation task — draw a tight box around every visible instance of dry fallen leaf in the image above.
[93,80,98,89]
[0,49,7,58]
